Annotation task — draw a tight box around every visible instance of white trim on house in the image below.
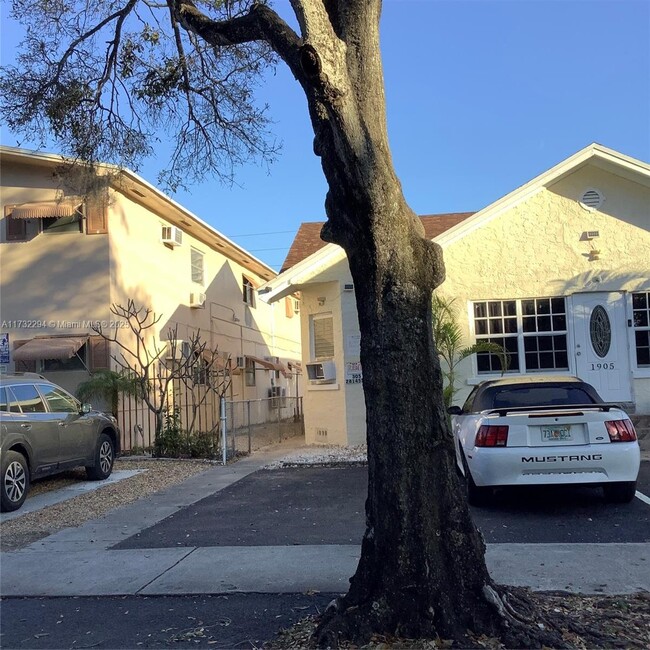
[260,143,650,302]
[435,143,650,248]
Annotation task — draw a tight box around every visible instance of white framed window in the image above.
[472,297,568,374]
[191,248,205,285]
[632,291,650,368]
[311,313,334,359]
[242,276,256,307]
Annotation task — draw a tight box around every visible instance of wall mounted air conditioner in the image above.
[161,225,183,247]
[268,385,287,408]
[189,292,207,308]
[306,360,336,384]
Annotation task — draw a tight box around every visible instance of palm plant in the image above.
[76,370,141,418]
[432,295,509,409]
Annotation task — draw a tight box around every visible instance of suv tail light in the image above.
[475,425,509,447]
[605,419,637,443]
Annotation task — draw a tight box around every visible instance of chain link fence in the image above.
[118,386,304,461]
[222,396,304,459]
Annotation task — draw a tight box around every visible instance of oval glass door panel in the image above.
[589,305,611,358]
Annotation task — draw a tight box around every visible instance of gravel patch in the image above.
[262,445,368,468]
[0,458,213,552]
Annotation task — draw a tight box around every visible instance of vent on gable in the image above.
[579,188,604,211]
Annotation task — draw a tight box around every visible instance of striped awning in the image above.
[13,336,88,361]
[11,197,83,219]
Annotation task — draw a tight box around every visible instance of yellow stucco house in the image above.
[259,144,650,446]
[0,146,302,447]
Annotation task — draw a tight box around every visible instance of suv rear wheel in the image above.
[86,433,115,480]
[1,451,30,512]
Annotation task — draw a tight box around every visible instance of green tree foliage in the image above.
[76,369,140,418]
[0,0,278,191]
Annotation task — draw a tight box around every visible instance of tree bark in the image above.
[97,0,568,645]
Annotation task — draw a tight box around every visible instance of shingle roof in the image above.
[280,212,476,272]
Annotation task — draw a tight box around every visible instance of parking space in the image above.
[114,462,650,550]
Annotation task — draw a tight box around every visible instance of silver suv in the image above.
[0,373,120,512]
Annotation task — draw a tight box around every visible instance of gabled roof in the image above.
[0,146,278,282]
[260,143,650,303]
[281,212,475,272]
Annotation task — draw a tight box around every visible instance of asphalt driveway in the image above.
[114,463,650,549]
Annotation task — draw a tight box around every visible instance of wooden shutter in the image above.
[285,297,294,319]
[4,205,26,242]
[85,188,108,235]
[89,336,110,370]
[13,340,37,373]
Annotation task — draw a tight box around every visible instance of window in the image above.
[312,314,334,359]
[632,292,650,367]
[191,248,205,285]
[10,384,47,413]
[38,384,79,413]
[245,357,256,386]
[42,211,83,234]
[473,297,568,374]
[0,387,7,412]
[41,344,87,372]
[242,276,256,307]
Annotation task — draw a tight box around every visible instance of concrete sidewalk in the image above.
[2,441,649,599]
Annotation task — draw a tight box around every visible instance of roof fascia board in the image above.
[258,243,346,303]
[436,143,650,248]
[0,146,277,281]
[113,168,277,280]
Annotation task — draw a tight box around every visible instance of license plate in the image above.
[541,426,572,441]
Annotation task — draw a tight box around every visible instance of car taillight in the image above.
[475,425,509,447]
[605,419,637,442]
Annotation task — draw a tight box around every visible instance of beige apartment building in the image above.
[0,146,302,447]
[261,144,650,446]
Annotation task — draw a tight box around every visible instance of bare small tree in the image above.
[179,347,232,437]
[94,299,221,447]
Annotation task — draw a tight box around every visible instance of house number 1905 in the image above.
[590,363,615,370]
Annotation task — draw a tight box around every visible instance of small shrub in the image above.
[154,408,184,457]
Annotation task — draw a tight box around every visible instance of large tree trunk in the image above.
[296,7,504,644]
[173,1,568,646]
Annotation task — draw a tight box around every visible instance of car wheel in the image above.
[462,453,492,507]
[1,450,30,512]
[603,481,637,504]
[86,433,115,481]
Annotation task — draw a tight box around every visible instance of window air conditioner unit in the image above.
[306,360,336,383]
[161,225,183,247]
[268,385,286,408]
[190,292,206,308]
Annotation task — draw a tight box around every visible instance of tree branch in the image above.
[171,0,304,81]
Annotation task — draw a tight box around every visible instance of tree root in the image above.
[310,585,632,649]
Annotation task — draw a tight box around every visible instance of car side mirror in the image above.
[80,403,92,414]
[447,405,462,416]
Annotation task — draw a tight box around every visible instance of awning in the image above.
[13,336,88,361]
[11,197,83,219]
[246,355,285,372]
[288,361,302,374]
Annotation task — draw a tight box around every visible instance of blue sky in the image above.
[1,0,649,271]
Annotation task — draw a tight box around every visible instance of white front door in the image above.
[571,292,632,402]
